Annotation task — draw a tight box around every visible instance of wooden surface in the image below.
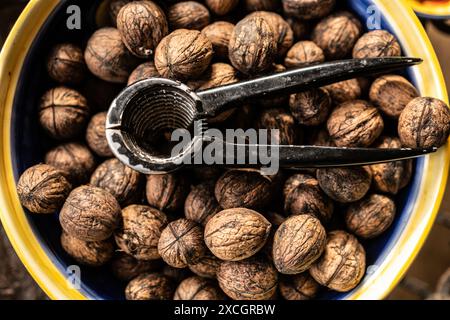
[0,3,448,300]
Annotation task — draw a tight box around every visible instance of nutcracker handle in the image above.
[196,57,422,118]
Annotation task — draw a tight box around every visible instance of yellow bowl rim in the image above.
[408,0,450,18]
[0,0,448,300]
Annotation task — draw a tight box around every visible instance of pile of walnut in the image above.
[16,0,450,300]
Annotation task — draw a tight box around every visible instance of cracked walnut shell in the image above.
[310,230,366,292]
[272,214,326,274]
[115,204,168,260]
[204,208,271,261]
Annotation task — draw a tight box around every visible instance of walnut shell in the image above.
[188,250,222,278]
[115,204,168,260]
[312,11,362,59]
[61,232,114,267]
[109,0,132,26]
[86,112,113,158]
[188,62,238,91]
[248,11,294,57]
[39,87,90,140]
[245,0,280,12]
[398,97,450,148]
[155,29,213,80]
[310,230,366,292]
[205,208,271,261]
[215,169,274,209]
[90,158,142,205]
[45,142,96,185]
[283,173,334,222]
[111,253,162,281]
[284,41,325,68]
[370,75,419,118]
[59,185,121,241]
[257,108,299,145]
[228,15,277,75]
[289,88,331,126]
[127,62,160,86]
[369,137,413,195]
[327,100,384,148]
[323,79,362,104]
[47,43,86,84]
[345,194,396,239]
[85,27,139,83]
[17,164,72,214]
[217,256,278,300]
[353,30,401,59]
[282,0,335,20]
[146,173,190,213]
[168,1,210,31]
[279,273,320,300]
[206,0,239,16]
[174,276,225,300]
[202,21,234,59]
[117,1,168,58]
[317,167,372,203]
[125,273,174,300]
[184,182,221,226]
[158,218,207,268]
[272,214,326,274]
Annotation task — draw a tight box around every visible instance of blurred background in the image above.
[0,1,448,300]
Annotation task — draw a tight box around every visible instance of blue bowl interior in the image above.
[11,0,423,300]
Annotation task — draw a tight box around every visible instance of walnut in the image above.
[204,208,271,261]
[282,0,335,20]
[327,100,384,147]
[127,62,160,86]
[39,87,90,140]
[272,214,326,274]
[158,218,207,268]
[47,43,86,85]
[162,265,192,283]
[228,15,277,75]
[111,253,162,281]
[345,194,396,239]
[217,256,278,300]
[370,75,419,118]
[59,185,121,241]
[284,41,325,68]
[369,137,413,195]
[248,11,294,57]
[125,273,174,300]
[17,164,71,214]
[215,169,274,209]
[307,127,335,147]
[289,88,332,126]
[287,17,310,40]
[174,276,225,300]
[279,273,320,300]
[86,112,113,158]
[188,250,221,278]
[184,182,221,226]
[353,30,401,59]
[109,0,132,26]
[201,21,235,59]
[90,158,143,205]
[45,142,96,185]
[85,27,139,83]
[310,230,366,292]
[146,173,190,213]
[188,62,238,91]
[317,167,372,203]
[117,1,168,58]
[61,232,114,267]
[168,1,210,31]
[206,0,239,16]
[283,173,334,222]
[115,204,168,260]
[398,97,450,148]
[244,0,281,12]
[312,11,362,59]
[323,79,362,104]
[155,29,213,81]
[256,64,289,109]
[257,108,299,145]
